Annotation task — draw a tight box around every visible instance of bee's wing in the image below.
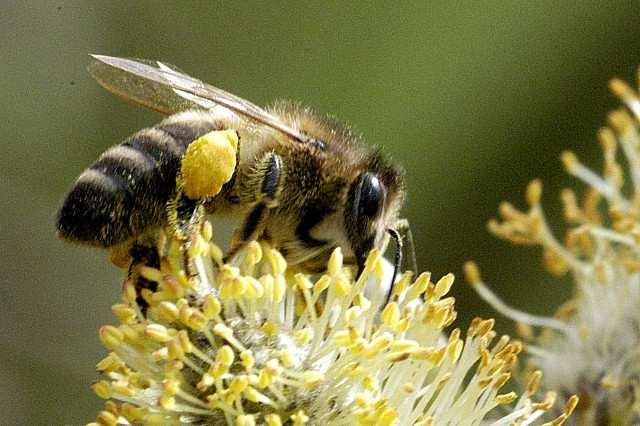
[90,55,310,143]
[88,58,199,115]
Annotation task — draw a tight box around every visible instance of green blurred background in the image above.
[3,2,640,424]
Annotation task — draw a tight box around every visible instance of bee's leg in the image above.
[395,218,417,273]
[127,242,161,312]
[226,152,282,262]
[382,219,417,306]
[166,189,205,278]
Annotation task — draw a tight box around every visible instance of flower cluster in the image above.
[466,72,640,424]
[87,218,574,425]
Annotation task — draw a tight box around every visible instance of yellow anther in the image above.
[363,375,378,391]
[328,247,343,276]
[120,403,144,421]
[111,382,136,397]
[290,410,309,425]
[96,410,118,426]
[202,295,221,319]
[197,372,214,391]
[433,273,454,299]
[177,330,193,353]
[167,338,185,360]
[209,362,228,379]
[302,370,324,388]
[526,179,543,206]
[496,391,517,404]
[145,324,172,343]
[273,275,286,302]
[406,272,430,300]
[96,353,123,374]
[236,414,256,426]
[267,248,287,275]
[527,370,543,394]
[157,301,179,322]
[447,339,463,362]
[261,320,279,337]
[345,306,363,323]
[213,323,234,340]
[493,372,511,389]
[230,375,249,393]
[138,266,163,283]
[240,350,255,370]
[159,395,176,410]
[163,378,180,396]
[560,150,578,173]
[244,276,264,298]
[403,382,415,393]
[244,240,263,264]
[381,302,400,326]
[92,380,112,399]
[217,345,235,366]
[122,279,137,304]
[294,328,313,345]
[312,275,331,295]
[265,414,283,426]
[181,129,238,199]
[353,293,371,310]
[99,325,124,349]
[335,276,352,297]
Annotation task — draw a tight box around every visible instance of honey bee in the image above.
[56,55,413,284]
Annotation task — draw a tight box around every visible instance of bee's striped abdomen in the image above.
[56,113,218,247]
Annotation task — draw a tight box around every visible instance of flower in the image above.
[466,71,640,424]
[87,218,574,425]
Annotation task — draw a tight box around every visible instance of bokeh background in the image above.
[3,2,640,424]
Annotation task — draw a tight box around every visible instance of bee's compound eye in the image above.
[354,172,385,220]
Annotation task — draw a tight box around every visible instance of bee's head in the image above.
[344,151,405,272]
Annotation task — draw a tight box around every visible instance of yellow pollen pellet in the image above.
[181,129,238,199]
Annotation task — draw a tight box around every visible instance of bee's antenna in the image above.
[386,228,403,305]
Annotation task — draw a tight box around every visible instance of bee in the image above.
[56,55,413,285]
